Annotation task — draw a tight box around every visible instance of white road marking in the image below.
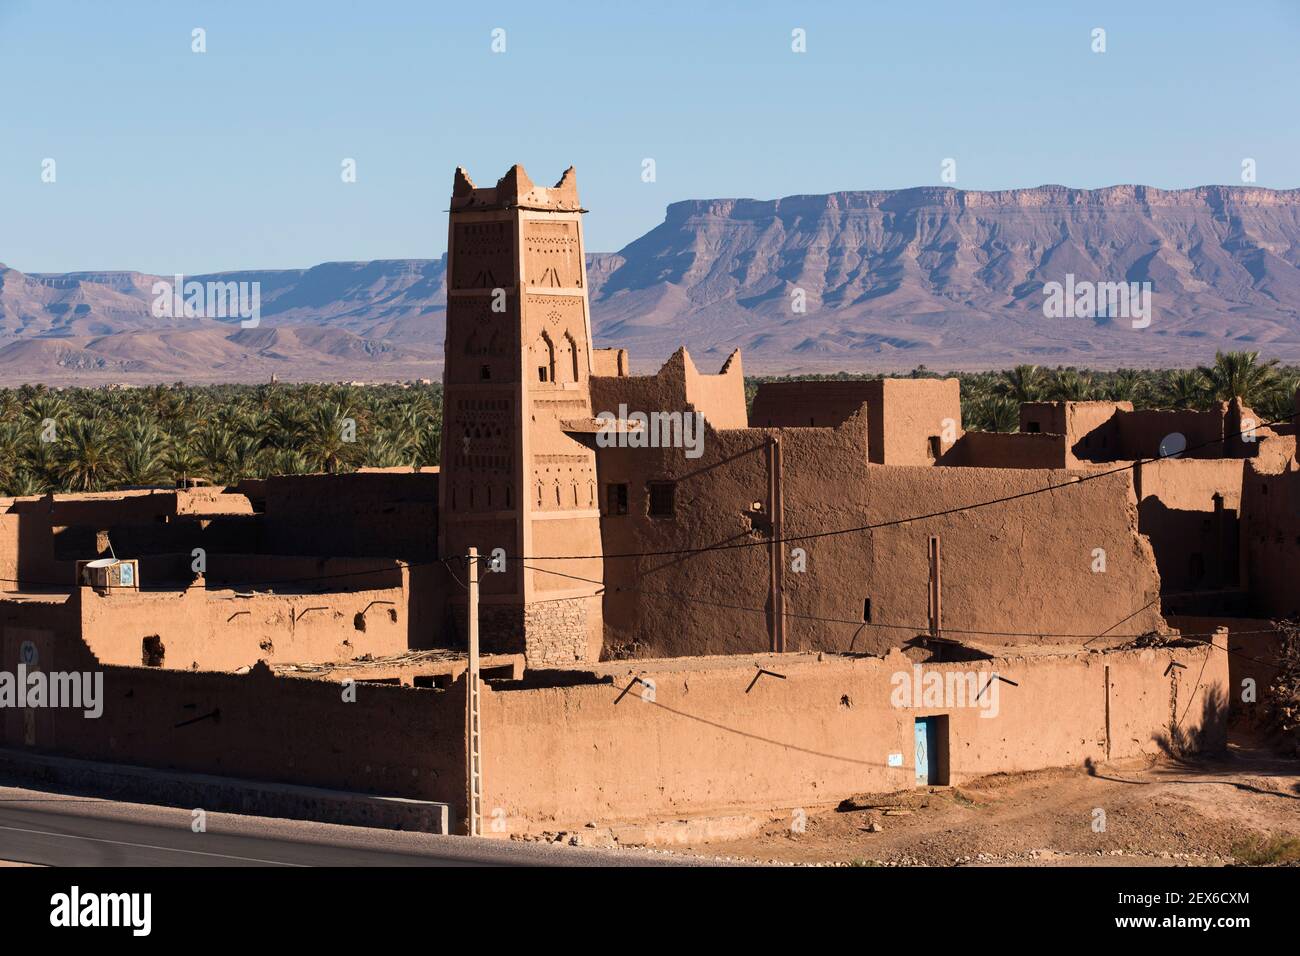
[0,823,306,866]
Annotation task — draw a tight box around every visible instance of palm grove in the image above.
[2,352,1294,497]
[749,351,1299,435]
[1,382,443,496]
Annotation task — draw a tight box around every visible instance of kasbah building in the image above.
[0,164,1295,839]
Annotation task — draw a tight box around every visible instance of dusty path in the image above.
[665,740,1300,866]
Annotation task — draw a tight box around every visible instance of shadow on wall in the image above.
[1154,685,1229,758]
[1139,497,1240,596]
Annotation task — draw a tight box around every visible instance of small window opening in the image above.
[648,481,675,518]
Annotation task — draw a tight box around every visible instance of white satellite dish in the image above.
[85,558,120,568]
[1158,432,1187,459]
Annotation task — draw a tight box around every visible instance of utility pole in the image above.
[465,547,482,837]
[767,437,787,653]
[927,535,942,640]
[773,437,786,653]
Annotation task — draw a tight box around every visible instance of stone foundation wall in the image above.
[523,597,589,666]
[448,599,589,666]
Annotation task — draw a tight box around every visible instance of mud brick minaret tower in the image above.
[439,165,604,665]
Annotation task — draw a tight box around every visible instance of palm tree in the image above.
[1046,368,1095,401]
[21,394,67,432]
[117,421,169,487]
[21,432,60,489]
[267,447,312,476]
[193,423,237,485]
[57,418,116,491]
[3,467,47,497]
[995,364,1044,403]
[0,421,22,482]
[162,441,201,487]
[969,396,1020,433]
[304,402,361,474]
[415,423,442,469]
[1103,368,1145,403]
[1158,369,1209,410]
[1198,350,1279,407]
[227,433,264,481]
[1255,374,1299,426]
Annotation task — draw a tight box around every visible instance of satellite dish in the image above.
[85,558,120,568]
[1158,432,1187,459]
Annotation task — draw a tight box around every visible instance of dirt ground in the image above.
[660,737,1300,867]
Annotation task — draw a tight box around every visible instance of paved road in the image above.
[0,784,688,867]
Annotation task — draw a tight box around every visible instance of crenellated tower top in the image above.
[450,164,584,213]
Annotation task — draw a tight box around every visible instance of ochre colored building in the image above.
[2,163,1289,836]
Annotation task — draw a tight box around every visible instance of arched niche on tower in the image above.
[531,330,556,385]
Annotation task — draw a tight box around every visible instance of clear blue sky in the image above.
[3,0,1298,274]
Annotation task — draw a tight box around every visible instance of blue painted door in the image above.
[914,718,933,786]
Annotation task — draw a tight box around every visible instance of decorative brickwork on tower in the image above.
[439,165,604,665]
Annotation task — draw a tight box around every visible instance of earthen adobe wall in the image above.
[595,409,1165,659]
[481,639,1227,831]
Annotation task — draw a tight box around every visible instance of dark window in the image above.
[648,481,675,518]
[927,436,941,460]
[1026,421,1041,433]
[538,365,549,383]
[606,483,628,516]
[863,598,872,623]
[480,365,491,380]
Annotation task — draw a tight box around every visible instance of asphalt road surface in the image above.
[0,783,690,867]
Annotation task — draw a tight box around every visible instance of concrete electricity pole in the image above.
[767,436,786,653]
[928,535,942,640]
[465,547,483,837]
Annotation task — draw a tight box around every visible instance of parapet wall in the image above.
[590,348,747,431]
[750,380,877,428]
[262,472,440,559]
[943,431,1068,469]
[77,580,410,671]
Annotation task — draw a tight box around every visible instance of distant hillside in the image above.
[0,260,447,384]
[4,184,1300,384]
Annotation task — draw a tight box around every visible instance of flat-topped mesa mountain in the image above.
[592,184,1300,371]
[3,183,1299,383]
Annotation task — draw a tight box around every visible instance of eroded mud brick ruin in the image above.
[3,164,1296,835]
